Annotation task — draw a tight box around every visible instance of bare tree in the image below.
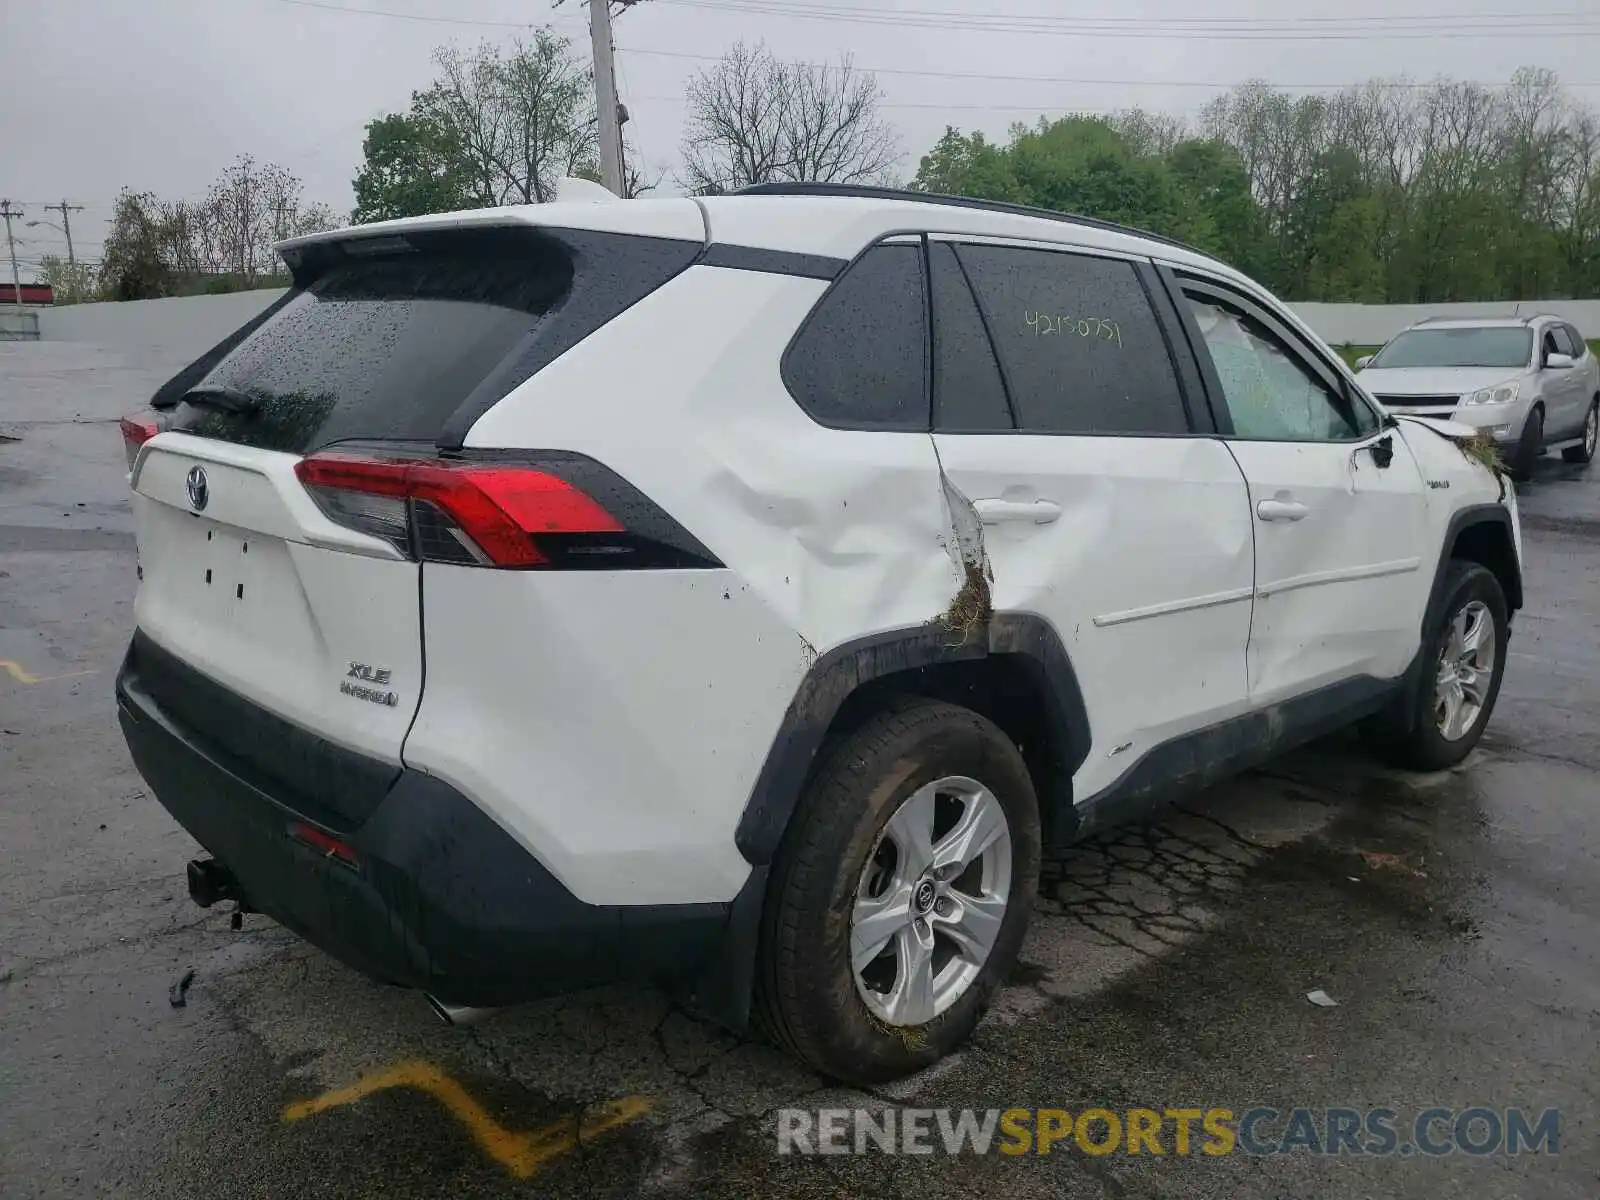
[422,33,597,206]
[201,156,334,282]
[680,42,899,194]
[1109,108,1187,158]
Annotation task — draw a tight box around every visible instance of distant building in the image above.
[0,282,55,306]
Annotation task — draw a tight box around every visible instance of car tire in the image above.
[1363,560,1509,772]
[1560,398,1598,464]
[1511,405,1544,479]
[755,699,1040,1085]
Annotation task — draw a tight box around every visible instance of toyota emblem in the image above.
[186,465,209,511]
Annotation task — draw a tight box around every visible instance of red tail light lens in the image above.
[293,452,698,570]
[120,416,160,472]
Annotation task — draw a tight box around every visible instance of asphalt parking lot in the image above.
[3,336,1597,1198]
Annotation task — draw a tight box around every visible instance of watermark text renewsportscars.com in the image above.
[777,1106,1560,1158]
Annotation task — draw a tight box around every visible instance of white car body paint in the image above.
[462,265,957,656]
[932,433,1255,802]
[130,434,422,764]
[130,191,1524,924]
[1222,431,1431,703]
[404,567,806,906]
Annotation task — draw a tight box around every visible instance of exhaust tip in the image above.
[425,995,502,1027]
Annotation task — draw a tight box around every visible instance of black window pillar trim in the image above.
[946,241,1022,431]
[918,233,937,433]
[436,228,706,449]
[734,613,1093,865]
[1136,260,1215,435]
[1153,263,1233,436]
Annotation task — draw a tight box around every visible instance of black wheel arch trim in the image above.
[1433,503,1522,614]
[1383,502,1521,736]
[734,613,1093,866]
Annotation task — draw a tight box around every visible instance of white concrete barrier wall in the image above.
[1288,300,1600,348]
[38,289,287,362]
[33,289,1600,363]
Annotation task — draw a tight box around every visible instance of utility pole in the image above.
[589,0,624,196]
[0,201,23,313]
[49,200,84,269]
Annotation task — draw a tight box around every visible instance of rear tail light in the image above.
[294,451,720,570]
[120,415,161,472]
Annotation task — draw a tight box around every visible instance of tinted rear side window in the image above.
[158,227,700,453]
[954,244,1188,435]
[783,243,928,430]
[930,242,1013,432]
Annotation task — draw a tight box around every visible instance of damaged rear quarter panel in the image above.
[451,267,961,900]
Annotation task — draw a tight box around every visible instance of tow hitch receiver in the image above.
[187,858,243,909]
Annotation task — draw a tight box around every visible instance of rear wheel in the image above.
[1561,398,1598,464]
[1364,560,1508,771]
[756,700,1040,1085]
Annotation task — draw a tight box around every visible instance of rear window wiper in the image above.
[168,384,260,414]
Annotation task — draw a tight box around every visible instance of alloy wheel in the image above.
[1434,599,1496,741]
[851,776,1012,1026]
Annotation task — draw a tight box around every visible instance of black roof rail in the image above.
[731,182,1213,260]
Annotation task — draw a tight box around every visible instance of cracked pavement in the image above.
[3,339,1599,1197]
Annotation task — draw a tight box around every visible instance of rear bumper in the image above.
[115,632,731,1005]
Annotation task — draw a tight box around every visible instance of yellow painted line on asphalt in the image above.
[282,1060,651,1178]
[0,659,94,685]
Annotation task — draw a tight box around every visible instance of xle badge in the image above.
[341,662,398,708]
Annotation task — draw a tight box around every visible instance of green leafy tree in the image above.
[1165,139,1267,276]
[99,189,172,300]
[911,127,1019,200]
[352,110,475,223]
[913,70,1600,301]
[38,254,99,304]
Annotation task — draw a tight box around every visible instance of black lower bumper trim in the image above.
[116,635,731,1006]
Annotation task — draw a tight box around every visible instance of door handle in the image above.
[973,498,1062,525]
[1256,498,1308,522]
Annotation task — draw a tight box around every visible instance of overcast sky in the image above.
[2,0,1597,269]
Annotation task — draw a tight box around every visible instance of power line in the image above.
[652,0,1600,40]
[618,44,1600,90]
[248,0,1600,37]
[656,0,1597,27]
[255,0,582,28]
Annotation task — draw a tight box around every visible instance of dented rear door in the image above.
[926,238,1254,802]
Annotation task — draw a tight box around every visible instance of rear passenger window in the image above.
[784,243,928,430]
[929,242,1012,431]
[952,244,1188,435]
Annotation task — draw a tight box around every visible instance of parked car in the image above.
[116,183,1522,1086]
[1354,314,1600,476]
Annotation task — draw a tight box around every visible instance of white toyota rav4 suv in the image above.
[117,183,1522,1085]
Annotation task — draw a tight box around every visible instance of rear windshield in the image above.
[1368,327,1533,370]
[155,225,703,453]
[164,229,573,453]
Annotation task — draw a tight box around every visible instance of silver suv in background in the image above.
[1355,315,1600,475]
